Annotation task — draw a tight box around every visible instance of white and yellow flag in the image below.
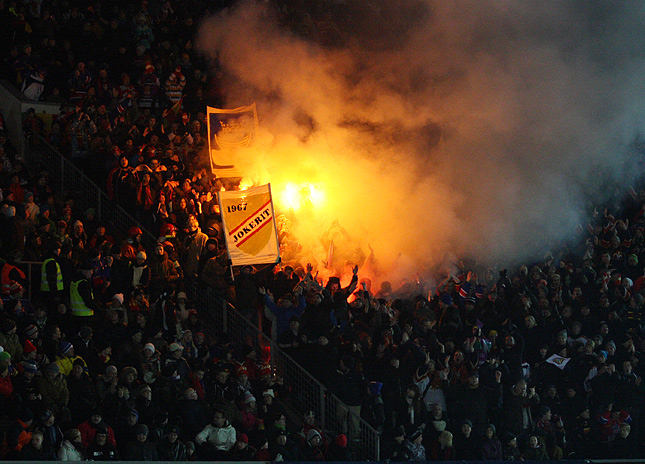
[207,104,258,178]
[218,184,280,266]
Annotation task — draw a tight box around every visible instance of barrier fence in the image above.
[28,133,156,249]
[14,261,42,301]
[196,290,381,461]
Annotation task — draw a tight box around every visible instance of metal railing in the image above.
[14,261,42,301]
[196,290,380,461]
[27,133,156,248]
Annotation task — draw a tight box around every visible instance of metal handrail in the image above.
[198,294,380,460]
[28,132,157,248]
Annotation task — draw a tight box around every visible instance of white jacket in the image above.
[195,423,236,450]
[58,440,84,461]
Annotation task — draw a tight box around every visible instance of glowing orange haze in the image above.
[198,1,644,293]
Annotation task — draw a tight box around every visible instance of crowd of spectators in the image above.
[1,0,645,462]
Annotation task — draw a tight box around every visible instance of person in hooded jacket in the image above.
[148,241,180,301]
[481,423,503,460]
[39,409,63,452]
[57,428,85,461]
[38,363,69,418]
[181,214,209,301]
[300,428,327,461]
[198,237,230,299]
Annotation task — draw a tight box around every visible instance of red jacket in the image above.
[78,420,117,447]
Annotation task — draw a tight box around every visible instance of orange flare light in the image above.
[277,182,325,212]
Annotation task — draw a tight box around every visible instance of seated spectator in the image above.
[195,411,236,460]
[156,425,186,461]
[19,427,57,460]
[57,428,85,461]
[123,424,158,461]
[86,426,119,461]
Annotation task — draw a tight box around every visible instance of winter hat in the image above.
[307,429,322,443]
[501,431,516,444]
[462,419,473,428]
[368,381,383,396]
[335,434,348,448]
[599,350,608,360]
[20,408,34,422]
[24,339,37,354]
[0,351,10,363]
[60,341,73,355]
[1,318,16,333]
[73,358,85,367]
[177,291,187,300]
[236,365,248,377]
[25,324,38,338]
[606,340,616,350]
[136,424,149,435]
[262,389,275,398]
[237,433,249,443]
[136,251,147,260]
[243,391,256,404]
[123,366,138,378]
[112,293,124,305]
[440,293,453,305]
[23,360,38,374]
[144,343,156,354]
[128,409,140,420]
[487,424,496,435]
[169,342,184,352]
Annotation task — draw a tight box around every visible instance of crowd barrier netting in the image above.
[196,290,381,461]
[28,133,157,249]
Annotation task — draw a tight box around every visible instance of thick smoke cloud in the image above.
[196,1,645,279]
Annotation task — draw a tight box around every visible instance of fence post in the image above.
[319,387,326,430]
[376,432,380,461]
[222,299,228,333]
[60,154,65,192]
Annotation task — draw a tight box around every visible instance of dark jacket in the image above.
[123,440,159,461]
[156,438,187,461]
[328,366,367,407]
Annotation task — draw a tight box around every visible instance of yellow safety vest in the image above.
[70,280,94,316]
[40,258,64,291]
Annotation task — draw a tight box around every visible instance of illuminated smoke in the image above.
[196,1,645,283]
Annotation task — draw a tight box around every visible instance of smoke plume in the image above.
[196,1,645,281]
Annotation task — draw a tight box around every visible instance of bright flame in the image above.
[239,180,253,191]
[276,182,325,212]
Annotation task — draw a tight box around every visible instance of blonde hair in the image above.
[439,431,453,447]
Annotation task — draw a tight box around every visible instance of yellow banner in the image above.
[218,184,280,266]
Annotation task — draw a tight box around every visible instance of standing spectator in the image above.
[328,355,367,440]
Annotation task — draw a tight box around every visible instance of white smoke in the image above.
[196,1,645,279]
